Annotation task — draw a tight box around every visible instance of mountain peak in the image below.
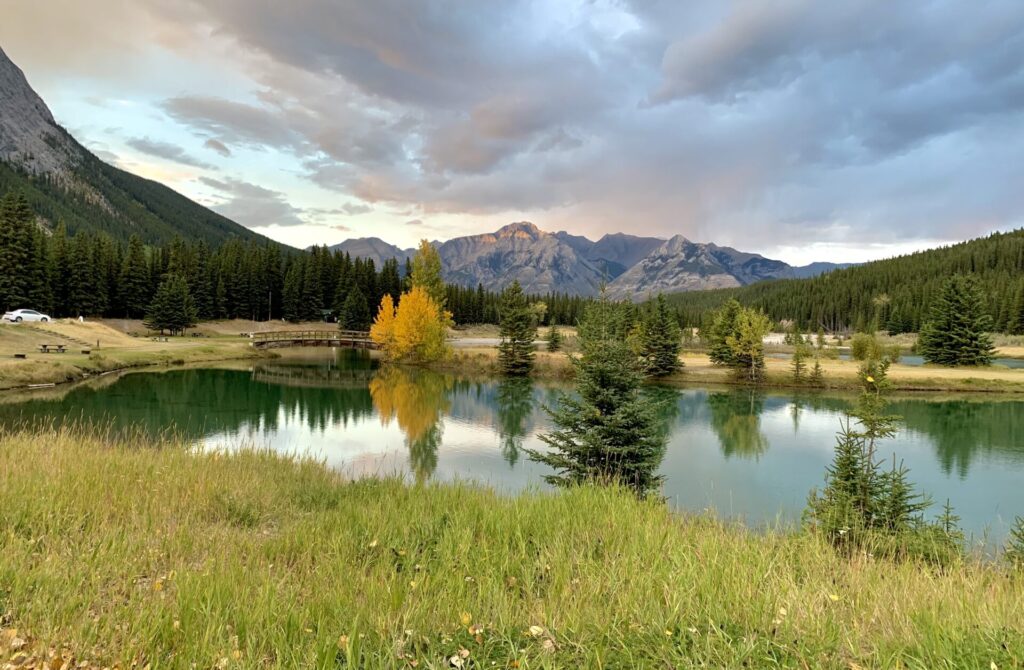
[0,45,78,176]
[495,221,545,240]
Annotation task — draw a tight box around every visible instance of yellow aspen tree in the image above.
[369,294,398,358]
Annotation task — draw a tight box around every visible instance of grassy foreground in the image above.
[1,431,1023,668]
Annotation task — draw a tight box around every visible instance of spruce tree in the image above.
[528,297,668,497]
[640,294,682,377]
[919,274,996,366]
[706,299,742,365]
[498,280,536,375]
[0,192,34,311]
[144,274,197,335]
[340,282,371,330]
[545,324,563,352]
[1005,516,1024,568]
[119,235,151,318]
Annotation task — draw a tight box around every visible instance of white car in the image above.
[2,309,51,323]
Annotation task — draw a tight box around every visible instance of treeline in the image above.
[662,229,1024,334]
[0,191,590,326]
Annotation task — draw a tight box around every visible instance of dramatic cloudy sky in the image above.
[3,0,1023,263]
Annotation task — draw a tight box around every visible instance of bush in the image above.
[850,333,881,361]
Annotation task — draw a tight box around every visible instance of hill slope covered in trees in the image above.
[0,45,264,247]
[664,229,1024,334]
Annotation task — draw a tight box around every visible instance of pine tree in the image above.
[791,339,810,382]
[340,282,371,330]
[706,299,742,366]
[0,192,34,311]
[919,274,996,366]
[528,297,668,497]
[640,294,682,377]
[282,261,303,322]
[1005,516,1024,568]
[809,357,824,386]
[498,280,536,375]
[119,235,151,318]
[144,274,197,335]
[545,324,563,352]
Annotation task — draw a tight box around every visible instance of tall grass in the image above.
[0,428,1022,668]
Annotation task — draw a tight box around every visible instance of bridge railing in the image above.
[251,329,372,342]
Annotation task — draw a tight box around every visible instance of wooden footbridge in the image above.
[250,330,377,350]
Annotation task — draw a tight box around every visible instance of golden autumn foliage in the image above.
[370,286,451,363]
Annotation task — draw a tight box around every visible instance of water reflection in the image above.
[1,353,1023,541]
[707,391,769,460]
[368,365,451,481]
[496,377,534,466]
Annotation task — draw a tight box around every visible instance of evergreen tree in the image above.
[0,192,34,311]
[1005,516,1024,568]
[144,274,197,335]
[545,324,563,352]
[791,337,812,382]
[119,235,151,318]
[340,282,371,330]
[528,296,668,497]
[919,274,996,366]
[706,299,743,366]
[1007,281,1024,336]
[282,261,303,322]
[640,294,682,377]
[498,280,536,375]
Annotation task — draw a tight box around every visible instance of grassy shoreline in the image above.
[0,429,1021,668]
[440,346,1024,393]
[0,320,274,391]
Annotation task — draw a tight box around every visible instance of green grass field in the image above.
[1,429,1022,668]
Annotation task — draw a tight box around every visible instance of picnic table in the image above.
[38,344,67,354]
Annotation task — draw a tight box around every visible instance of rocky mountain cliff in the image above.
[333,224,847,299]
[325,237,413,266]
[437,222,605,295]
[0,45,264,246]
[605,236,790,299]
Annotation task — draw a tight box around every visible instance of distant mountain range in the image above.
[0,45,264,246]
[327,222,852,299]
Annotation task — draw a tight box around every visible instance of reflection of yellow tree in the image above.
[708,392,769,459]
[369,366,452,480]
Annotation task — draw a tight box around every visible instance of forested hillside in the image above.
[0,191,588,325]
[664,229,1024,334]
[0,155,262,247]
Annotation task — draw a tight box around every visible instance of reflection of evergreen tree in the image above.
[0,366,378,439]
[496,377,534,466]
[642,385,681,443]
[707,391,769,459]
[892,398,1024,478]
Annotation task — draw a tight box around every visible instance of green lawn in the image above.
[0,429,1022,668]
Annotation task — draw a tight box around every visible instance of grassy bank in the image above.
[1,429,1022,668]
[440,346,1024,393]
[0,321,266,390]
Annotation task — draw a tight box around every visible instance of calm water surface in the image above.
[3,350,1022,543]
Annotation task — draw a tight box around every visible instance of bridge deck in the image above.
[250,330,377,350]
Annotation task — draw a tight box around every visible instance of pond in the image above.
[3,350,1022,545]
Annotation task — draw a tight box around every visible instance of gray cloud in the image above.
[199,176,304,227]
[126,136,213,168]
[9,0,1024,253]
[203,138,231,157]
